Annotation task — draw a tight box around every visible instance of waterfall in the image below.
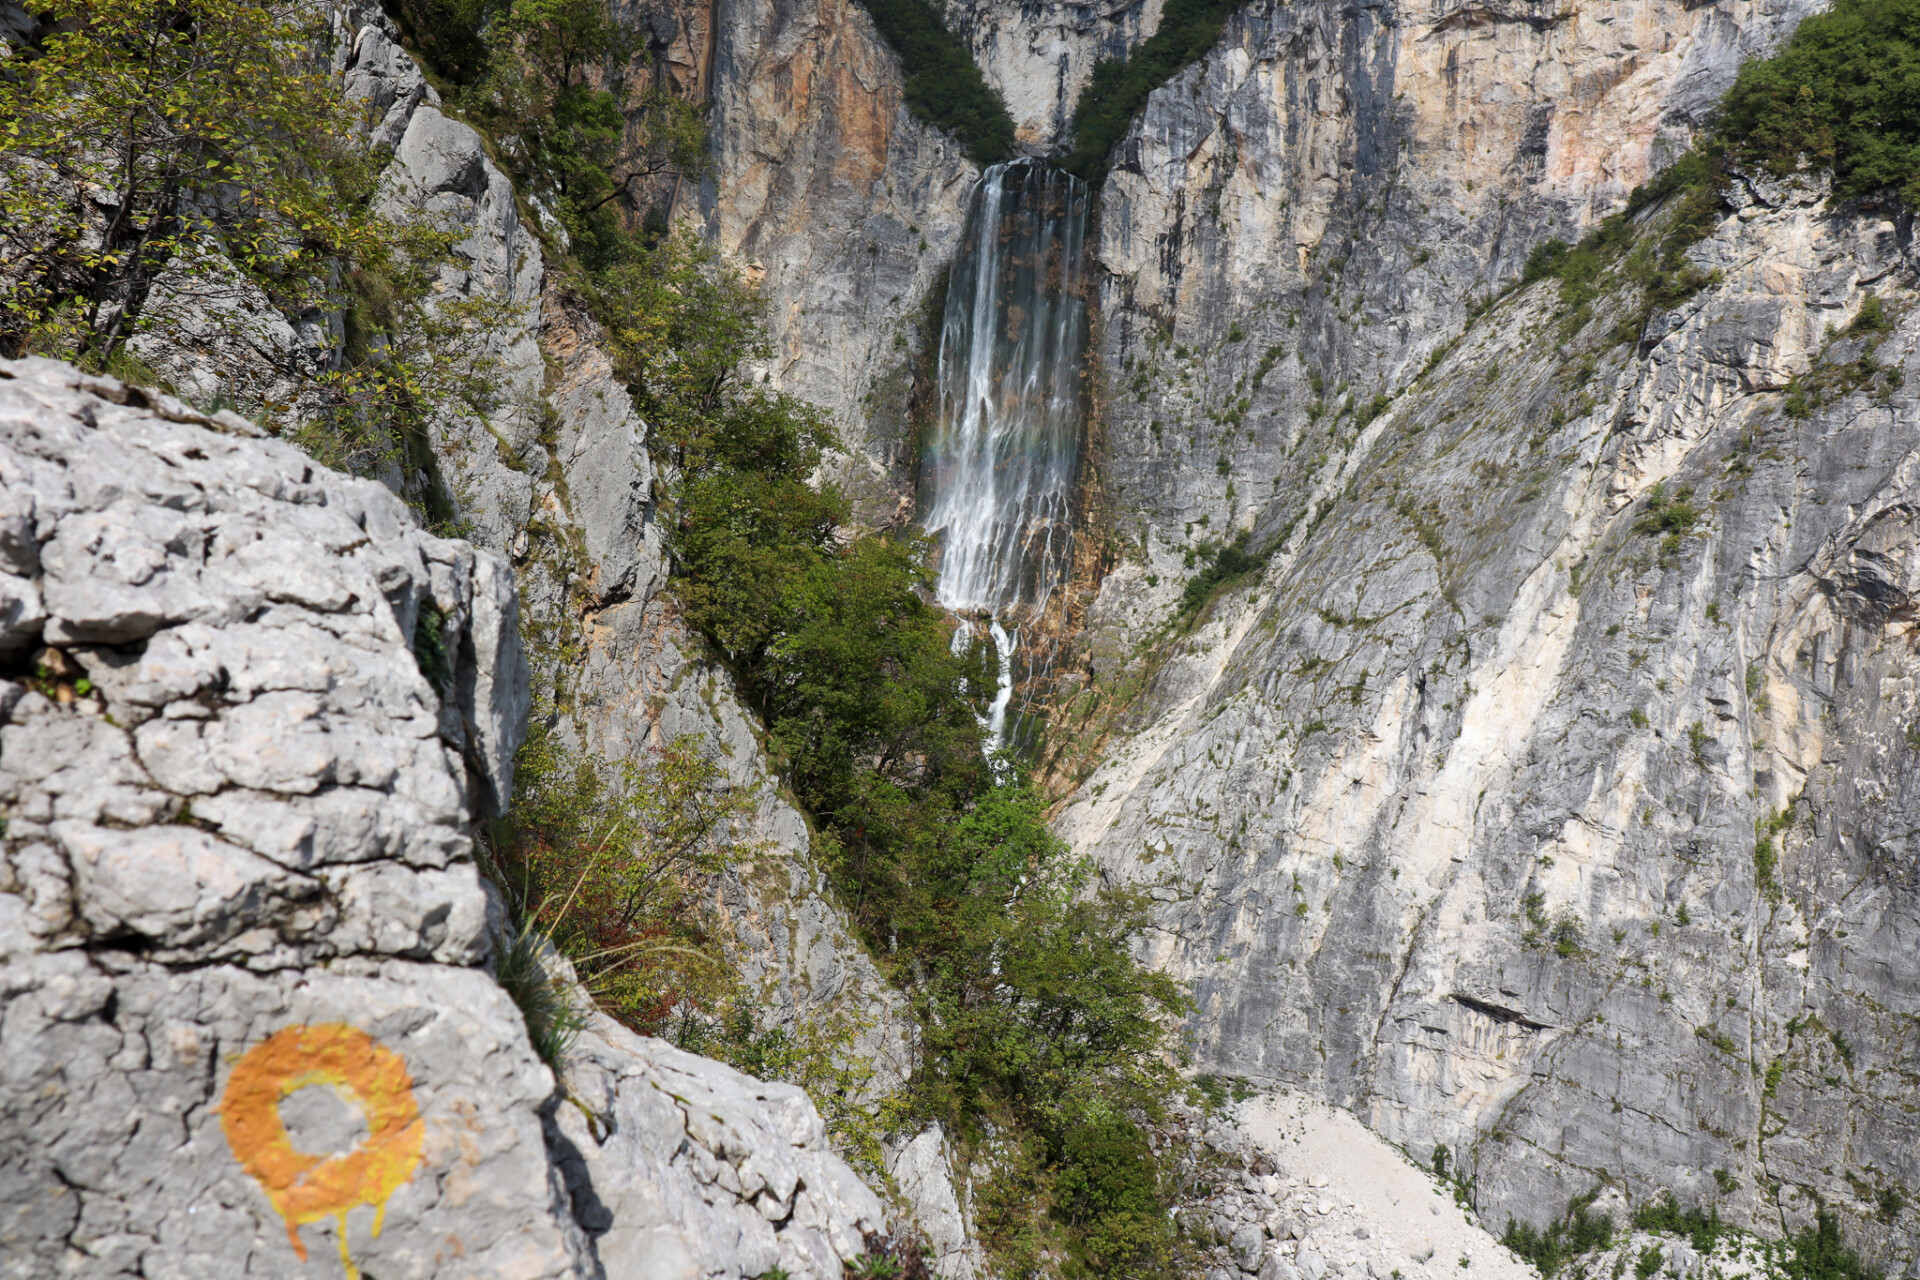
[923,161,1090,748]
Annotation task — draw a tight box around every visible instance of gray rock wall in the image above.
[0,357,890,1278]
[698,0,980,522]
[1085,0,1817,609]
[1057,55,1920,1266]
[335,0,929,1127]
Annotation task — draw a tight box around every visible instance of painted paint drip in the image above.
[220,1023,424,1279]
[923,161,1089,748]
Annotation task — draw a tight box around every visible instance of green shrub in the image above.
[1687,721,1712,768]
[1062,0,1246,185]
[1632,1198,1725,1254]
[855,0,1015,162]
[1716,0,1920,205]
[1052,1113,1174,1275]
[1549,909,1585,959]
[1501,1193,1615,1278]
[486,727,750,1036]
[1179,531,1268,621]
[1632,483,1700,537]
[1355,392,1394,430]
[1783,1212,1881,1280]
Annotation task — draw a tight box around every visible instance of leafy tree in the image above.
[0,0,512,473]
[1062,0,1245,185]
[0,0,383,365]
[1717,0,1920,205]
[854,0,1015,164]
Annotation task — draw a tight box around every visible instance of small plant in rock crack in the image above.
[490,921,587,1072]
[847,1230,933,1279]
[1688,721,1713,768]
[1633,483,1701,565]
[412,606,453,694]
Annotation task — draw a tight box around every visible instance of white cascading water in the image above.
[923,161,1090,748]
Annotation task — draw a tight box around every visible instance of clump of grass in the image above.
[492,922,588,1072]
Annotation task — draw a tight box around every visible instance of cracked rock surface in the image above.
[0,357,885,1279]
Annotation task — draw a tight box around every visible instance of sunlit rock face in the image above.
[0,357,891,1279]
[692,0,980,520]
[1034,0,1920,1257]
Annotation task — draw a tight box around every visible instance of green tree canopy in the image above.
[1717,0,1920,204]
[0,0,382,363]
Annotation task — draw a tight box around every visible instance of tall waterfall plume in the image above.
[923,161,1090,748]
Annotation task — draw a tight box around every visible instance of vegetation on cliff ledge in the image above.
[1061,0,1247,187]
[384,0,1192,1272]
[854,0,1016,164]
[1520,0,1918,345]
[1717,0,1920,206]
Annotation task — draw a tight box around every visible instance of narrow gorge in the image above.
[2,0,1917,1277]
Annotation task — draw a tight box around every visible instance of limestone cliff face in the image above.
[1086,0,1815,574]
[0,2,985,1272]
[1038,0,1920,1261]
[695,0,978,519]
[0,358,888,1278]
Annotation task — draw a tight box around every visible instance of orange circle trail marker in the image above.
[220,1024,425,1278]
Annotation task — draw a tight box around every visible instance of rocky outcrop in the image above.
[0,357,888,1278]
[556,1015,886,1278]
[696,0,978,519]
[945,0,1166,149]
[1059,82,1920,1273]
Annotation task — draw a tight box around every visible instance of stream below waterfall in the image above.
[922,161,1091,749]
